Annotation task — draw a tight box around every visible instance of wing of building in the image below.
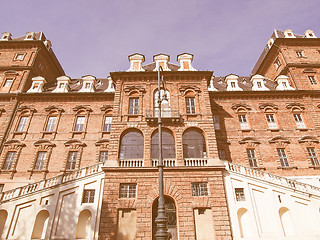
[0,30,320,240]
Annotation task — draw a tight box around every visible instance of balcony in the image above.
[152,159,176,167]
[145,110,181,124]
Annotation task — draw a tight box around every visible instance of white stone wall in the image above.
[224,169,320,239]
[0,171,104,240]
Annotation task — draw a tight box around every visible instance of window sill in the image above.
[71,131,86,134]
[27,169,49,173]
[13,131,26,135]
[0,169,16,173]
[41,131,57,134]
[277,166,298,170]
[268,128,281,132]
[252,167,266,171]
[309,165,320,169]
[240,129,254,132]
[296,128,309,131]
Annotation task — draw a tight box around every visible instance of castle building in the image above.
[0,30,320,240]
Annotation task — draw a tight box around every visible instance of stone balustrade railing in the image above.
[0,163,103,203]
[119,159,144,167]
[224,161,320,195]
[152,159,176,167]
[184,158,208,167]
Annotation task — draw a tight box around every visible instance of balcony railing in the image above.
[152,159,176,167]
[119,159,144,167]
[145,110,181,124]
[184,158,208,167]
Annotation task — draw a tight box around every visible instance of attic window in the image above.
[59,83,65,88]
[231,82,236,88]
[257,82,262,88]
[282,82,287,88]
[85,83,91,89]
[287,32,293,36]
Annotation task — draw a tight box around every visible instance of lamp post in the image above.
[155,66,169,240]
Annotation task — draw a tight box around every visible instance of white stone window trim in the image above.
[275,75,295,91]
[284,29,296,38]
[27,76,46,93]
[251,75,269,91]
[226,75,243,91]
[52,76,71,93]
[78,75,96,93]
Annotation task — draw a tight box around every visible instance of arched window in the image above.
[119,130,144,159]
[31,210,49,239]
[151,129,175,159]
[182,128,206,158]
[0,210,8,238]
[75,210,92,239]
[279,207,295,236]
[154,89,171,117]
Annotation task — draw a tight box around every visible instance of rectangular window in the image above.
[214,115,220,130]
[103,116,112,132]
[0,184,4,192]
[99,151,108,163]
[308,76,317,85]
[275,59,281,68]
[192,182,208,196]
[74,116,85,131]
[16,116,28,132]
[35,151,46,170]
[246,149,258,167]
[129,98,139,115]
[218,149,226,160]
[307,147,320,166]
[3,79,13,87]
[14,53,25,61]
[296,51,304,58]
[238,115,249,130]
[45,116,57,132]
[293,114,306,128]
[266,114,277,129]
[235,188,245,201]
[85,83,91,89]
[67,151,78,170]
[277,148,289,167]
[82,189,95,203]
[120,184,137,198]
[186,97,196,114]
[58,83,65,89]
[3,151,16,170]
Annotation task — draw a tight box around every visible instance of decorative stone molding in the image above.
[259,103,278,112]
[124,85,146,95]
[298,136,319,144]
[269,136,290,145]
[239,137,261,145]
[179,85,201,95]
[286,103,305,112]
[231,103,252,112]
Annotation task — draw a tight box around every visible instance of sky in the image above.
[3,0,320,78]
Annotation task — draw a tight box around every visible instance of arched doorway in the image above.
[152,196,177,240]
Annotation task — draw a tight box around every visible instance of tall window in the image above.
[214,115,220,130]
[2,151,15,170]
[238,115,249,130]
[183,129,207,158]
[129,97,139,115]
[67,151,78,170]
[17,116,28,132]
[34,151,46,170]
[266,114,277,129]
[103,117,112,132]
[246,149,258,167]
[45,116,57,132]
[277,148,289,167]
[3,78,13,87]
[74,116,85,131]
[235,188,246,201]
[119,130,144,159]
[296,51,304,58]
[120,184,136,198]
[293,114,306,128]
[82,189,95,203]
[99,151,108,163]
[151,129,175,159]
[192,182,208,196]
[308,76,317,85]
[307,147,319,166]
[186,97,196,114]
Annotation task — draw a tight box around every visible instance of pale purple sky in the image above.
[3,0,320,78]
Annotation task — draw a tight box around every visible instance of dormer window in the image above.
[53,76,70,93]
[79,75,96,92]
[284,29,295,38]
[275,59,281,69]
[59,83,65,89]
[251,75,269,91]
[308,76,317,85]
[153,54,171,71]
[127,53,145,72]
[27,76,46,93]
[24,32,35,40]
[275,75,295,91]
[305,30,316,38]
[1,32,12,41]
[177,53,196,71]
[226,75,243,91]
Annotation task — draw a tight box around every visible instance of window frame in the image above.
[103,116,112,132]
[277,148,290,167]
[34,151,47,171]
[13,53,25,61]
[191,182,209,197]
[129,97,139,115]
[185,97,196,114]
[307,147,320,166]
[2,151,16,170]
[238,114,250,130]
[246,148,258,168]
[82,189,95,203]
[99,150,108,163]
[119,183,137,198]
[66,151,78,170]
[308,76,317,85]
[266,113,278,129]
[16,116,29,132]
[293,113,306,129]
